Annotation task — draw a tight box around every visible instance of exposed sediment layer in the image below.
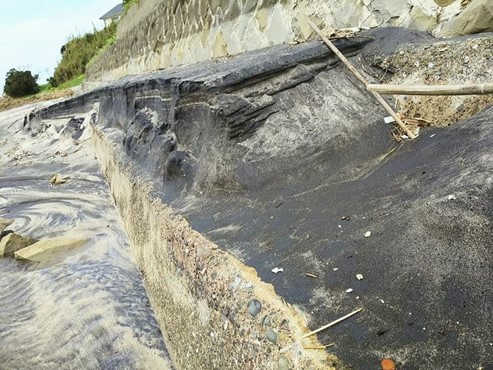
[91,125,335,369]
[29,31,493,369]
[29,39,370,369]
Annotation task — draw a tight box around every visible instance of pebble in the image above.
[266,329,277,344]
[262,315,272,327]
[229,276,241,291]
[278,356,290,370]
[196,245,211,260]
[247,299,262,317]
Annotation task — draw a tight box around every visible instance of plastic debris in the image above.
[448,194,457,200]
[333,267,339,272]
[364,231,372,238]
[271,267,284,274]
[356,274,364,281]
[346,288,354,293]
[384,116,396,124]
[381,358,396,370]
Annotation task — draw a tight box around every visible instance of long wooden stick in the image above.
[368,83,493,96]
[308,21,416,139]
[302,307,363,338]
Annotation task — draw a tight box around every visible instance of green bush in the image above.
[50,23,117,87]
[123,0,140,11]
[3,69,40,98]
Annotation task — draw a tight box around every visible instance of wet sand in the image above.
[0,103,172,369]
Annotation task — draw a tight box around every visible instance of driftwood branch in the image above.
[308,21,417,139]
[368,83,493,96]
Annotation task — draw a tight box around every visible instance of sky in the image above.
[0,0,120,91]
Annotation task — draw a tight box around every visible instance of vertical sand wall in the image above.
[90,123,339,369]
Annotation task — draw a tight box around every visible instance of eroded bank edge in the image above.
[90,122,341,369]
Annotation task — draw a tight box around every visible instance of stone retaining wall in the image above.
[86,0,492,82]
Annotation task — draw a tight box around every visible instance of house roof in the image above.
[100,3,124,20]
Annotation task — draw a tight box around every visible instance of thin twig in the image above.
[303,343,336,350]
[302,308,363,338]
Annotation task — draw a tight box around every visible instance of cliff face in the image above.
[86,0,492,83]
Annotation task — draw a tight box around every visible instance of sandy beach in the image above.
[0,102,172,369]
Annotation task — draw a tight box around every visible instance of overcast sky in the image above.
[0,0,119,91]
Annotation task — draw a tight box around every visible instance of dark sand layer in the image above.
[22,29,493,369]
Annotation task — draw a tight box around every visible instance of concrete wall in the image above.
[86,0,487,82]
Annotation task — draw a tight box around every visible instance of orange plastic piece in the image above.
[381,358,396,370]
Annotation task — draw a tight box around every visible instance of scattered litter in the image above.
[305,273,318,278]
[338,225,342,228]
[302,307,363,338]
[271,267,284,274]
[430,134,436,138]
[341,216,351,221]
[356,274,364,281]
[381,358,396,370]
[448,194,457,200]
[49,174,66,185]
[401,134,409,139]
[333,267,339,272]
[356,296,360,300]
[346,288,354,293]
[384,116,396,124]
[380,299,385,304]
[364,231,372,238]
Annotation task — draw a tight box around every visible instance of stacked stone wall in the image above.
[86,0,492,82]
